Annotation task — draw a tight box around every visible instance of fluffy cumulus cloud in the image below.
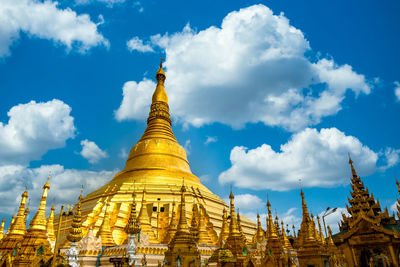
[80,139,108,164]
[117,4,371,131]
[218,127,398,191]
[395,81,400,102]
[114,79,155,121]
[127,37,154,53]
[0,100,76,165]
[0,100,115,215]
[0,0,108,57]
[0,164,115,214]
[228,193,264,211]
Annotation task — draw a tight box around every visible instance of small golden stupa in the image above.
[54,60,256,247]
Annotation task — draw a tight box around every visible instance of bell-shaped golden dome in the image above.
[114,60,196,184]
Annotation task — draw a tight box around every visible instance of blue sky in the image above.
[0,0,399,232]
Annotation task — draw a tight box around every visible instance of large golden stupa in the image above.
[54,62,256,247]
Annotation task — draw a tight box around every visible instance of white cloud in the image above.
[229,193,264,211]
[0,100,75,166]
[379,147,400,171]
[117,4,371,131]
[80,139,108,164]
[75,0,126,6]
[0,164,115,215]
[0,0,108,57]
[127,37,154,53]
[218,127,386,191]
[318,207,349,234]
[394,81,400,102]
[204,136,217,145]
[114,79,155,121]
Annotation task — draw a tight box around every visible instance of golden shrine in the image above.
[0,62,399,267]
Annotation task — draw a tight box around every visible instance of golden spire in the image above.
[311,213,320,242]
[29,175,51,231]
[197,207,211,244]
[125,192,140,235]
[153,58,168,104]
[281,220,292,250]
[300,189,310,222]
[266,197,278,238]
[177,182,189,232]
[316,215,325,245]
[10,213,15,226]
[8,188,28,236]
[218,208,229,245]
[348,153,358,178]
[253,212,264,243]
[0,218,5,241]
[298,190,316,244]
[97,201,115,246]
[67,191,83,243]
[47,202,56,241]
[327,226,335,247]
[228,188,240,235]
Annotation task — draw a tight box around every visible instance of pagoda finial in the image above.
[29,176,51,231]
[266,197,278,238]
[316,215,325,244]
[67,192,83,243]
[47,203,56,241]
[281,220,292,250]
[228,188,240,235]
[153,58,168,103]
[300,189,310,221]
[348,153,358,178]
[177,179,189,232]
[9,188,28,236]
[253,212,264,244]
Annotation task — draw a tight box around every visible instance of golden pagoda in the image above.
[251,213,264,245]
[295,189,329,267]
[0,188,28,258]
[163,181,200,266]
[223,189,249,267]
[54,60,256,248]
[262,198,285,267]
[12,176,53,266]
[333,156,400,266]
[47,203,56,242]
[67,193,83,243]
